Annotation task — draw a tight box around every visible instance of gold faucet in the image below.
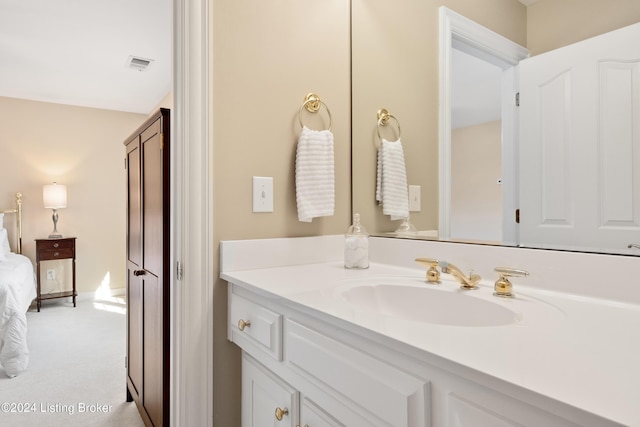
[415,258,480,289]
[415,258,441,283]
[493,267,529,298]
[439,261,481,289]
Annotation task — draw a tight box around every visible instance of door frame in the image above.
[438,7,529,243]
[171,0,214,425]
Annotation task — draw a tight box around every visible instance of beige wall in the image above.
[0,96,147,295]
[527,0,640,55]
[210,0,351,424]
[152,91,173,112]
[212,1,351,241]
[352,0,526,235]
[451,121,503,242]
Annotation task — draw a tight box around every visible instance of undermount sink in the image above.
[339,283,520,327]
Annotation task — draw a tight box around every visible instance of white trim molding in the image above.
[172,0,213,425]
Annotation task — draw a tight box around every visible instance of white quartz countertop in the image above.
[222,261,640,426]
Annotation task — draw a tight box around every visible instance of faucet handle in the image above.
[415,258,440,284]
[493,267,529,298]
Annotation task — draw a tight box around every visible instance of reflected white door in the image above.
[519,23,640,252]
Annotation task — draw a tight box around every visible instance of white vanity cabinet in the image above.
[222,237,636,426]
[227,281,623,427]
[229,286,430,427]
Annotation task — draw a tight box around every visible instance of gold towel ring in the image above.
[298,93,333,131]
[376,108,401,143]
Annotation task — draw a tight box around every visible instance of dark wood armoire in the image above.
[124,108,170,426]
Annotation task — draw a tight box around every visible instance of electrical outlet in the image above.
[46,269,55,280]
[252,176,274,213]
[409,185,421,212]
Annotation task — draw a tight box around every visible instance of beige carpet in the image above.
[0,296,145,426]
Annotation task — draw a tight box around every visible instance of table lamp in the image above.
[43,182,67,239]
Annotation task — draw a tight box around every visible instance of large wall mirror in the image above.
[352,2,640,256]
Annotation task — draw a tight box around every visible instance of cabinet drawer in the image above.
[39,248,74,260]
[39,239,74,250]
[286,320,429,427]
[229,292,282,361]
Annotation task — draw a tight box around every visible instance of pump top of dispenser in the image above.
[347,213,368,237]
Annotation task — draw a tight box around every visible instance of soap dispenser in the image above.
[345,213,369,269]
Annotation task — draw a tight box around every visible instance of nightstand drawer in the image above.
[39,248,74,261]
[38,239,75,251]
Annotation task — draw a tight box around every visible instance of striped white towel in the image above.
[296,126,335,222]
[376,138,409,220]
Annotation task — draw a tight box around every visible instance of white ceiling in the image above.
[0,0,172,114]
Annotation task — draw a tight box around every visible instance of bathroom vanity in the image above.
[221,235,638,427]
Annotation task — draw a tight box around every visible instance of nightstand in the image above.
[35,237,77,312]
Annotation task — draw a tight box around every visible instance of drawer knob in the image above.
[274,407,288,421]
[53,243,59,248]
[237,319,251,331]
[54,252,59,257]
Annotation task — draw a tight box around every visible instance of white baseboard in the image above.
[29,288,127,311]
[105,287,126,297]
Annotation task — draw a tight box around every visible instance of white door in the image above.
[519,23,640,253]
[242,354,298,427]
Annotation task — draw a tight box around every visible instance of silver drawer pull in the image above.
[54,252,59,257]
[53,243,59,248]
[237,319,251,331]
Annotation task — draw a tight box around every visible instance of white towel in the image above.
[296,126,335,222]
[376,138,409,220]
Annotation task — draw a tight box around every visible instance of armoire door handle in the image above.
[133,270,146,276]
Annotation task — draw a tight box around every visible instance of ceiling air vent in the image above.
[126,55,154,71]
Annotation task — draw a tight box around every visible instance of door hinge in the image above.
[125,356,128,369]
[124,158,127,169]
[160,133,164,150]
[515,208,520,224]
[177,261,183,281]
[515,92,520,107]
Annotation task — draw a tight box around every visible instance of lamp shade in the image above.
[43,183,67,209]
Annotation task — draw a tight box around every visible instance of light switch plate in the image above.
[409,185,421,212]
[253,176,274,212]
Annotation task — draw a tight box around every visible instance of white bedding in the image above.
[0,252,36,377]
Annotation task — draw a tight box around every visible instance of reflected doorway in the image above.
[438,7,529,245]
[450,48,504,242]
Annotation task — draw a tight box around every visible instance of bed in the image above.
[0,193,36,378]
